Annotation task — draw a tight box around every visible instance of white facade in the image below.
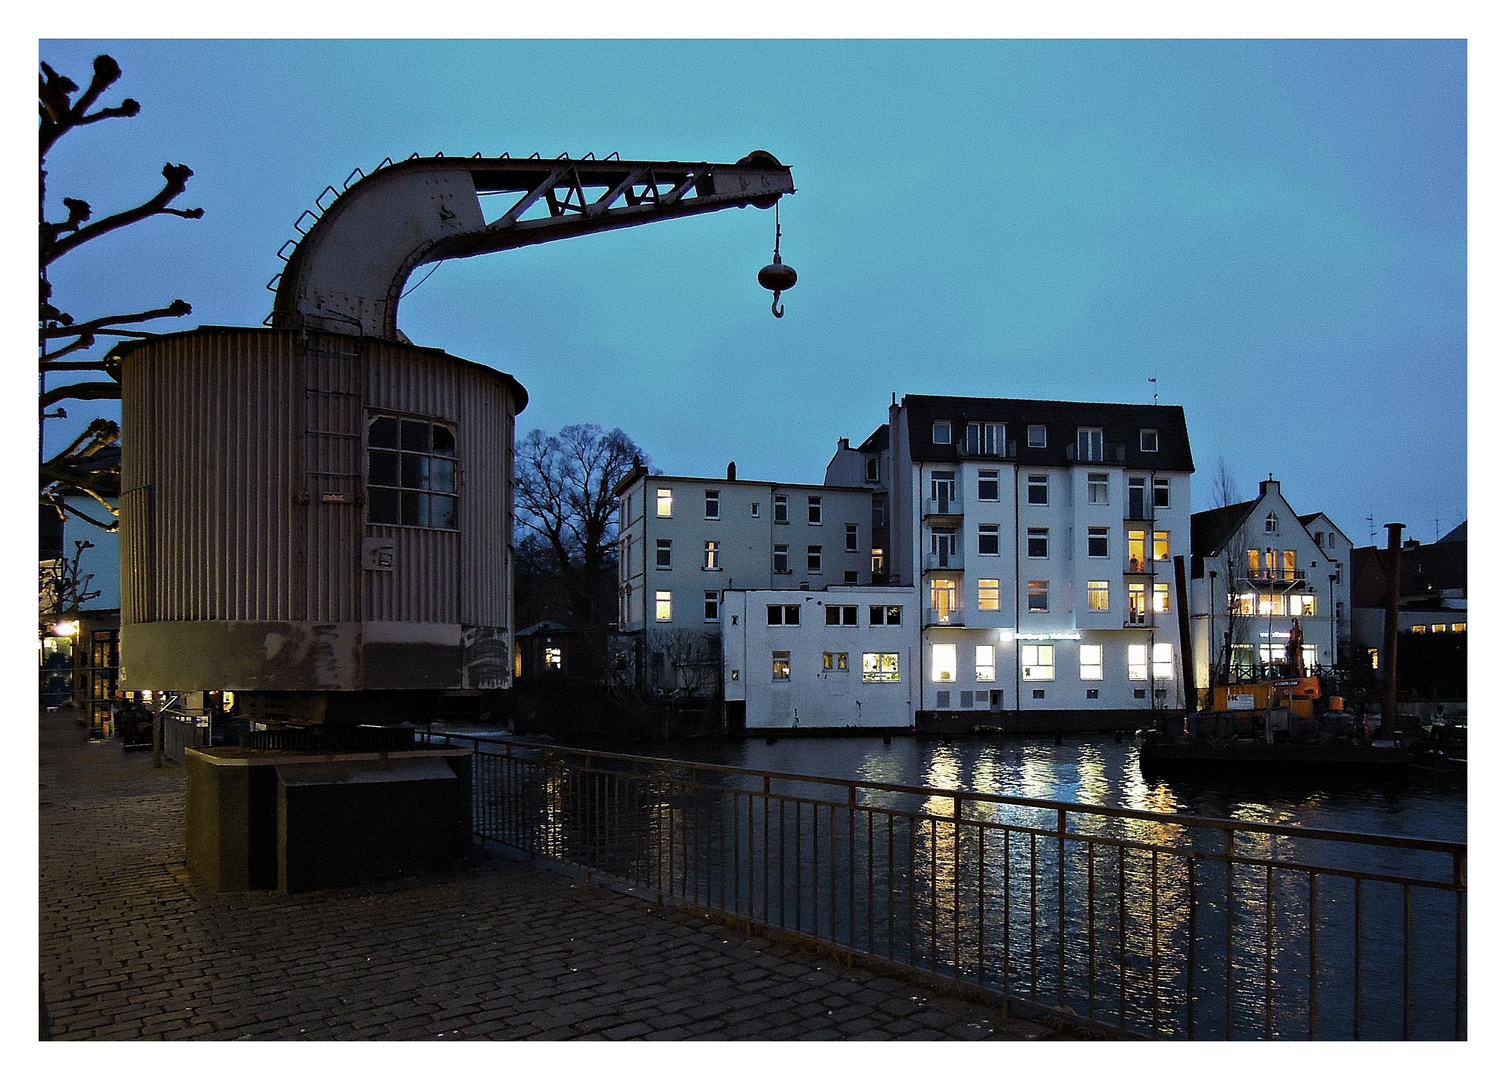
[1189,480,1348,693]
[721,586,919,729]
[615,469,876,692]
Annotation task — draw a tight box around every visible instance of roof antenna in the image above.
[1149,376,1158,406]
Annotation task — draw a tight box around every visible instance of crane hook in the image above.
[757,201,797,318]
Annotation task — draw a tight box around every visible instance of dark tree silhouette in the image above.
[515,424,647,627]
[39,54,202,531]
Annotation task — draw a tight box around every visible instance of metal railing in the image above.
[160,711,208,764]
[424,733,1466,1041]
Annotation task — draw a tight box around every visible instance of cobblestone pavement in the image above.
[39,709,1067,1041]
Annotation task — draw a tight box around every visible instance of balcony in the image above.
[923,495,963,519]
[924,550,964,573]
[1125,555,1151,574]
[926,607,966,628]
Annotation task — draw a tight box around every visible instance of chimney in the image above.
[727,462,736,481]
[1259,478,1280,498]
[838,438,850,451]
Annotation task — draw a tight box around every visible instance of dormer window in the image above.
[1028,425,1046,448]
[932,420,952,445]
[1140,429,1159,452]
[1077,428,1103,462]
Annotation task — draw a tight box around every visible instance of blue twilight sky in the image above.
[34,38,1467,606]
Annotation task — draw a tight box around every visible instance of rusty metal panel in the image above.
[118,485,152,623]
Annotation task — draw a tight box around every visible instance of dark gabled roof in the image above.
[901,395,1194,472]
[1191,500,1257,557]
[1439,521,1467,545]
[858,424,889,454]
[1297,512,1322,527]
[1351,531,1468,606]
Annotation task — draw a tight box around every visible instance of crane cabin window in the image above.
[367,414,457,529]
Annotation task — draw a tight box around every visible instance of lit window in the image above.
[1080,644,1103,681]
[978,469,1000,501]
[1027,475,1048,505]
[655,590,672,622]
[1259,594,1279,616]
[1295,595,1316,616]
[1088,580,1109,611]
[808,496,822,525]
[825,604,859,626]
[1368,648,1380,669]
[1088,527,1109,558]
[1411,625,1427,634]
[845,523,858,552]
[1154,477,1169,508]
[1076,428,1103,462]
[1154,531,1169,561]
[930,578,959,622]
[1028,424,1046,448]
[1128,644,1148,681]
[657,488,673,517]
[1452,622,1467,633]
[544,647,562,670]
[767,604,801,626]
[1153,582,1170,613]
[705,489,720,519]
[870,605,902,626]
[772,651,791,680]
[1088,472,1108,504]
[1027,527,1049,559]
[774,494,788,523]
[773,544,789,573]
[704,541,720,571]
[976,645,996,682]
[1128,583,1147,624]
[863,653,900,682]
[978,579,1000,611]
[730,668,740,681]
[823,652,849,671]
[1247,548,1261,575]
[978,523,1000,556]
[366,414,458,529]
[807,545,823,573]
[1127,530,1146,571]
[1027,580,1049,613]
[1430,623,1446,634]
[1140,429,1159,452]
[657,538,672,569]
[704,591,719,622]
[1022,644,1055,681]
[932,420,952,445]
[871,548,885,574]
[931,643,957,683]
[1152,642,1174,679]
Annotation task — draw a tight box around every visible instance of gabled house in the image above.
[1190,479,1348,697]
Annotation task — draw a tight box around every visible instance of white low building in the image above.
[721,585,920,730]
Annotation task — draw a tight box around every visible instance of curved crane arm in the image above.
[271,151,795,339]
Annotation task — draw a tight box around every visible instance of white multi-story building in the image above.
[830,395,1198,730]
[1189,479,1350,695]
[721,585,920,730]
[614,464,877,693]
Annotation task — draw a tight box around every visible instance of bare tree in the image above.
[651,628,720,698]
[40,54,202,530]
[1210,455,1242,508]
[41,540,101,621]
[515,424,647,627]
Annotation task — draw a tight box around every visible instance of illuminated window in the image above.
[1294,595,1316,616]
[1027,528,1049,559]
[1076,428,1103,462]
[1080,644,1103,680]
[730,669,740,681]
[932,420,952,445]
[704,591,719,622]
[1369,648,1380,669]
[1128,644,1148,681]
[1283,550,1298,580]
[931,643,957,683]
[976,645,996,682]
[774,494,788,523]
[1234,593,1255,616]
[772,651,791,680]
[1152,642,1174,679]
[978,523,1000,556]
[871,548,885,574]
[823,652,849,671]
[1140,429,1159,452]
[1430,623,1446,633]
[544,647,562,670]
[1022,644,1055,680]
[978,469,1000,501]
[1027,475,1048,505]
[767,604,801,626]
[1452,622,1466,632]
[1088,472,1109,504]
[1088,580,1109,611]
[978,579,1000,611]
[930,578,959,622]
[870,605,903,626]
[1028,424,1046,448]
[1153,582,1170,613]
[657,488,673,517]
[1410,625,1427,634]
[1028,581,1049,613]
[826,604,859,626]
[704,489,720,519]
[863,652,901,682]
[704,541,720,570]
[655,590,672,622]
[773,544,789,574]
[366,414,457,529]
[1088,527,1109,558]
[1128,583,1147,625]
[1127,530,1146,571]
[657,538,672,569]
[1259,594,1280,616]
[1153,531,1169,561]
[1248,548,1261,575]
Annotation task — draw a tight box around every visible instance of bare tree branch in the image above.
[43,163,203,266]
[40,299,191,340]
